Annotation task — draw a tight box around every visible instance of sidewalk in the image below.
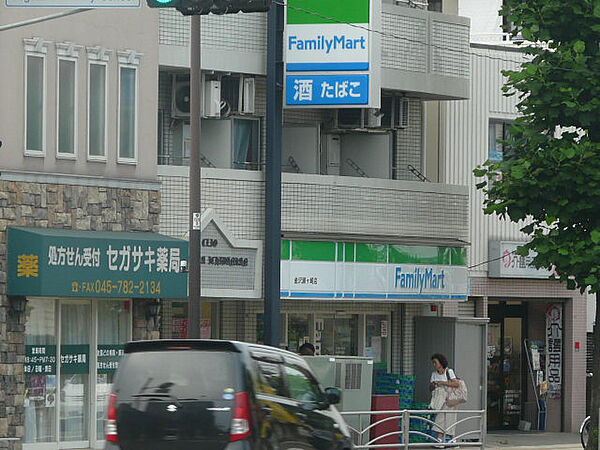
[485,432,581,449]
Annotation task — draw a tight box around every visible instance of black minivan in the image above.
[105,340,353,450]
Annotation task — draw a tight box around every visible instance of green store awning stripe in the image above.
[286,0,370,25]
[281,240,467,266]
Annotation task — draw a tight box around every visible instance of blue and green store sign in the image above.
[8,227,188,298]
[280,240,469,301]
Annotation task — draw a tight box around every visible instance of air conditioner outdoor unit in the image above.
[171,78,191,118]
[204,80,221,118]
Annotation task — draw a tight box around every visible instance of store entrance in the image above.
[315,315,359,356]
[24,298,131,450]
[487,302,527,430]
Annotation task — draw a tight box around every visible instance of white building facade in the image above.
[440,43,587,433]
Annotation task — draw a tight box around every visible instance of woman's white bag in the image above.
[446,370,468,407]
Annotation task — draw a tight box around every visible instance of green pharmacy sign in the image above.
[8,227,188,298]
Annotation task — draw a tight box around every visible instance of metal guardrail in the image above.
[341,409,486,449]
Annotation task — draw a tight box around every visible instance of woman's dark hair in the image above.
[431,353,449,369]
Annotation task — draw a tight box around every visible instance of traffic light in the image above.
[146,0,269,15]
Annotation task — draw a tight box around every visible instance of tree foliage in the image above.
[474,1,600,447]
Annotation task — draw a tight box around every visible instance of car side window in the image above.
[283,364,322,403]
[256,361,286,397]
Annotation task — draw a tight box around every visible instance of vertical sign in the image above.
[546,304,563,399]
[284,0,381,108]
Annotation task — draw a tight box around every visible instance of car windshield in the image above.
[115,350,238,400]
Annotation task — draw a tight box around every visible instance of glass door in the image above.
[315,315,358,356]
[487,303,526,430]
[59,301,91,448]
[24,299,132,450]
[24,298,58,445]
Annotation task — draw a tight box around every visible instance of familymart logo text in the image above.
[288,35,367,53]
[394,267,446,293]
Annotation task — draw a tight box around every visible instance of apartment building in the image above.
[438,41,587,432]
[156,0,474,399]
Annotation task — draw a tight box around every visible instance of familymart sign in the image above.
[280,241,468,301]
[284,0,381,107]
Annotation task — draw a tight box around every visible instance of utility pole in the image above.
[145,0,271,341]
[187,14,202,339]
[264,0,283,347]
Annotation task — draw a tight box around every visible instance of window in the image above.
[283,364,322,403]
[57,58,77,157]
[488,120,513,162]
[233,118,260,169]
[118,65,137,162]
[428,0,442,12]
[88,62,107,160]
[256,361,286,397]
[25,54,45,154]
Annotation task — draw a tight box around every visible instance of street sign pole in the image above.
[264,0,283,347]
[188,14,202,339]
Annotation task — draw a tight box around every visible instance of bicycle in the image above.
[580,415,590,449]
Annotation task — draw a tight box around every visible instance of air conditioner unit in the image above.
[204,80,221,118]
[394,97,410,128]
[171,78,191,118]
[242,77,256,114]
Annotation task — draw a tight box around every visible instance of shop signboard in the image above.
[284,0,381,108]
[488,241,554,279]
[198,209,262,298]
[546,304,563,399]
[8,227,188,298]
[280,241,468,301]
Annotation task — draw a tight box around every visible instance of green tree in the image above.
[474,1,600,447]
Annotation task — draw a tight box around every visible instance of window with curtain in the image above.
[57,59,76,156]
[118,66,137,161]
[26,54,45,154]
[233,118,260,170]
[488,120,513,162]
[88,62,106,159]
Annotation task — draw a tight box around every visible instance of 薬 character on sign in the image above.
[293,79,313,102]
[132,246,144,271]
[144,247,156,272]
[119,246,131,271]
[17,254,40,278]
[169,248,180,273]
[156,247,169,273]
